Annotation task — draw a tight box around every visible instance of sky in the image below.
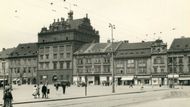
[1,0,190,50]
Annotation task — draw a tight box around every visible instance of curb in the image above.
[0,88,171,106]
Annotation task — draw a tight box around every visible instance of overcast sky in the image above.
[1,0,190,50]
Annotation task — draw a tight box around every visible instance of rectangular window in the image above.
[59,46,64,52]
[40,55,43,60]
[53,54,57,59]
[154,67,158,73]
[179,66,183,73]
[53,62,57,69]
[23,68,26,73]
[78,59,83,64]
[60,62,64,69]
[60,53,64,59]
[160,57,165,64]
[45,54,49,59]
[66,45,71,51]
[39,47,44,53]
[45,47,50,53]
[39,63,43,69]
[28,67,31,73]
[66,62,70,69]
[53,46,58,52]
[66,53,71,58]
[45,62,49,69]
[178,57,183,64]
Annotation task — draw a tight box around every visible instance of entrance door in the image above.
[161,78,164,85]
[95,76,100,85]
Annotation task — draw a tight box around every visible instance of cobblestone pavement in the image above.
[0,85,186,107]
[8,86,190,107]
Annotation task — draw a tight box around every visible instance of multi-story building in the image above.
[0,48,15,83]
[37,11,99,84]
[151,39,168,85]
[115,41,153,85]
[167,37,190,85]
[9,43,38,84]
[73,42,121,85]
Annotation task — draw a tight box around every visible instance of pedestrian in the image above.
[32,85,38,99]
[3,89,13,107]
[140,83,144,90]
[180,82,183,89]
[41,84,47,98]
[55,83,59,91]
[46,84,50,98]
[36,84,40,98]
[129,82,133,88]
[61,82,67,94]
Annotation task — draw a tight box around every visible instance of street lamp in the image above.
[172,28,176,88]
[109,23,115,93]
[2,59,6,93]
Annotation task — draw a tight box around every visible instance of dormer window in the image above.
[66,37,69,40]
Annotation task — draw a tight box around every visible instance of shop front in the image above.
[135,75,151,85]
[168,74,179,85]
[179,74,190,85]
[121,76,134,85]
[151,75,167,85]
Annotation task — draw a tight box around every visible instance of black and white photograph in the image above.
[0,0,190,107]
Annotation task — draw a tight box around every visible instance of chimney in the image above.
[124,40,129,43]
[142,41,145,43]
[107,40,110,43]
[68,11,73,21]
[86,13,88,18]
[2,48,6,51]
[54,19,56,23]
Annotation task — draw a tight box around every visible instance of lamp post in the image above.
[2,60,6,93]
[172,28,175,88]
[109,23,115,93]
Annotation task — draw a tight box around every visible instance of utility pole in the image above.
[2,59,6,93]
[172,28,175,88]
[109,23,115,93]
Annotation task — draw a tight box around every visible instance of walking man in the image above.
[61,82,66,94]
[3,89,13,107]
[41,84,47,98]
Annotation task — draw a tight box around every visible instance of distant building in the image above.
[9,43,38,84]
[151,39,167,85]
[115,41,153,85]
[37,11,99,84]
[167,37,190,85]
[73,42,121,85]
[0,48,15,83]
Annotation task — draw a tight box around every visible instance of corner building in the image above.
[37,11,99,84]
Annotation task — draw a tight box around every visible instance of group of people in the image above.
[32,84,50,99]
[3,87,13,107]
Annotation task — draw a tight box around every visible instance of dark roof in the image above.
[116,41,153,58]
[118,41,154,50]
[74,42,121,55]
[0,48,15,59]
[169,37,190,52]
[10,43,38,58]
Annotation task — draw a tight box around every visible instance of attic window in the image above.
[130,52,134,54]
[27,46,30,49]
[21,47,24,49]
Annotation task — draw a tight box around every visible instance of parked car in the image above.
[54,80,71,87]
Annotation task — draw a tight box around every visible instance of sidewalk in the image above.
[0,85,171,105]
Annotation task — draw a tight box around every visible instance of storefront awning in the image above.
[121,76,134,80]
[179,78,190,80]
